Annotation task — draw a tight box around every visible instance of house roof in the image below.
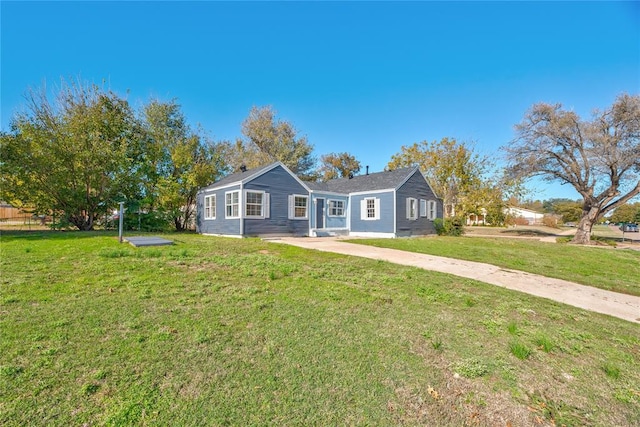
[201,162,425,196]
[200,162,281,191]
[308,166,419,194]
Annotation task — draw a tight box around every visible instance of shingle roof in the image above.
[303,181,330,191]
[201,162,420,195]
[200,162,279,190]
[319,166,418,193]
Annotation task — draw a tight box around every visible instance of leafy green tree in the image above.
[521,199,545,212]
[0,80,141,230]
[388,138,490,218]
[463,175,519,226]
[505,94,640,244]
[239,106,316,178]
[318,152,361,181]
[141,100,227,231]
[552,200,583,223]
[609,202,640,224]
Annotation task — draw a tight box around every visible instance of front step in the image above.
[313,229,349,237]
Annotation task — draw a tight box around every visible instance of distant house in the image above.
[196,162,443,238]
[467,208,487,226]
[506,206,545,225]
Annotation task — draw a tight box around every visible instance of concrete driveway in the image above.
[274,237,640,324]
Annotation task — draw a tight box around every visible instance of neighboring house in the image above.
[506,206,545,225]
[467,209,487,226]
[196,162,443,238]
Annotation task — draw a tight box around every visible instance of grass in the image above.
[1,231,639,426]
[349,235,640,296]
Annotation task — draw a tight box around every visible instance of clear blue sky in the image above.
[2,1,638,200]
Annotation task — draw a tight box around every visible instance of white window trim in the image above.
[288,194,309,220]
[406,197,418,221]
[244,190,266,219]
[225,190,240,219]
[327,199,345,217]
[427,200,437,221]
[361,197,380,221]
[204,194,216,220]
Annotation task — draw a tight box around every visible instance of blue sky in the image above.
[2,1,638,200]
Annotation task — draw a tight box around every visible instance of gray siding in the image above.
[310,193,349,230]
[350,191,395,233]
[196,184,241,235]
[243,165,309,236]
[395,171,443,236]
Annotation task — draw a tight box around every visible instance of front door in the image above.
[316,198,324,229]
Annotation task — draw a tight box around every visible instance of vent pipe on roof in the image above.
[240,164,247,173]
[366,165,369,175]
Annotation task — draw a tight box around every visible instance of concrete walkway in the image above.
[275,237,640,324]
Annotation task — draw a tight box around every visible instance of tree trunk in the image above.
[571,206,600,244]
[69,215,94,231]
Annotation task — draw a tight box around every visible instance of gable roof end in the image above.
[200,161,312,193]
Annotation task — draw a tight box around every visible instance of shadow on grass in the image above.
[499,229,560,237]
[0,229,196,243]
[0,230,115,242]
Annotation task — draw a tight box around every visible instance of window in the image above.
[225,191,240,218]
[406,197,418,220]
[420,199,427,217]
[328,200,345,216]
[245,191,263,217]
[204,194,216,220]
[361,197,380,220]
[288,195,308,219]
[427,200,437,220]
[367,198,376,218]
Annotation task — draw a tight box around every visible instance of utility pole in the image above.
[118,202,125,243]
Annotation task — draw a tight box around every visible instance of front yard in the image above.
[351,231,640,297]
[1,232,638,426]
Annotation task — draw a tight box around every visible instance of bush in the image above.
[124,211,172,232]
[542,214,560,228]
[434,217,465,236]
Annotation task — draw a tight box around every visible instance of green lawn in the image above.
[349,235,640,297]
[1,232,639,426]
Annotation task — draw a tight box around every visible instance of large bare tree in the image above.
[505,94,640,244]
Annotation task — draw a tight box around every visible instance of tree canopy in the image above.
[505,93,640,244]
[0,81,227,231]
[141,100,226,231]
[388,138,491,218]
[238,106,316,178]
[1,81,140,230]
[317,152,361,181]
[609,202,640,224]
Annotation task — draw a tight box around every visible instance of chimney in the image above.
[240,164,247,173]
[366,165,369,175]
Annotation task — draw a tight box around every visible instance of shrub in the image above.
[434,217,465,236]
[542,214,560,228]
[124,211,173,232]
